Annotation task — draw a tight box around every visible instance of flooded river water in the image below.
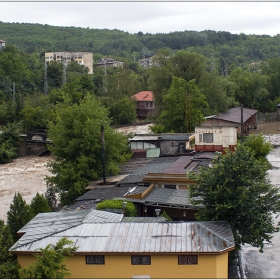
[0,122,279,222]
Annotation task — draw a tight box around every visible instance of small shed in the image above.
[129,133,195,158]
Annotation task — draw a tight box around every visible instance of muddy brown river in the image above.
[0,122,278,222]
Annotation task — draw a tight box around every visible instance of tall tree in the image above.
[189,144,280,252]
[0,220,19,279]
[46,94,131,206]
[0,122,21,164]
[19,237,77,279]
[229,68,270,111]
[7,193,30,240]
[198,72,237,115]
[151,77,207,133]
[29,193,52,219]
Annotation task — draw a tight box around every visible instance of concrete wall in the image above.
[17,135,50,156]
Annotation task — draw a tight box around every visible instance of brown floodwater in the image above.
[251,121,280,135]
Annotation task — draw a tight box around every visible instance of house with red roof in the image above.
[132,91,155,119]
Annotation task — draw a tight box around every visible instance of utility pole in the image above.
[44,62,48,95]
[12,82,15,102]
[142,47,145,59]
[62,55,66,86]
[186,91,191,133]
[103,58,108,94]
[210,53,215,72]
[240,104,244,143]
[101,125,106,185]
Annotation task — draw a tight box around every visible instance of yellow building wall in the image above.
[17,252,229,279]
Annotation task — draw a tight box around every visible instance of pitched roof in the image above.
[206,107,257,124]
[15,209,124,246]
[132,91,154,101]
[10,221,234,254]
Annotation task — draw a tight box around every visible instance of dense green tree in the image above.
[7,193,31,240]
[261,58,280,103]
[46,94,131,206]
[46,60,63,89]
[148,50,208,119]
[189,144,280,252]
[96,200,137,217]
[170,50,207,84]
[198,72,237,115]
[21,92,56,130]
[19,237,77,279]
[243,133,273,170]
[29,193,52,219]
[0,220,19,279]
[0,122,22,164]
[108,96,136,125]
[151,77,207,133]
[229,68,270,111]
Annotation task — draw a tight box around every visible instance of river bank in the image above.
[0,122,279,222]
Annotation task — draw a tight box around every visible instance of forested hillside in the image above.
[1,21,280,139]
[1,22,280,67]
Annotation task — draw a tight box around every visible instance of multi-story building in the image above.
[96,57,124,68]
[0,39,6,50]
[132,91,156,120]
[45,52,93,74]
[139,57,153,68]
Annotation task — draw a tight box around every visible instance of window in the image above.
[203,133,213,143]
[131,255,151,265]
[164,184,176,189]
[86,255,105,264]
[178,255,198,265]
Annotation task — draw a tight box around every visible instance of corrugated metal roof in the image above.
[10,221,234,254]
[15,210,123,247]
[159,134,193,141]
[130,136,159,141]
[121,217,167,222]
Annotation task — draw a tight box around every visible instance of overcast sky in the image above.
[1,1,280,36]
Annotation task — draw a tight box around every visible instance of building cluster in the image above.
[45,52,93,74]
[96,57,124,69]
[9,106,259,278]
[7,40,258,277]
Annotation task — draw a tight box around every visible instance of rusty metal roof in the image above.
[10,221,234,254]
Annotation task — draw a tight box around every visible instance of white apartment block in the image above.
[45,52,93,74]
[0,39,6,50]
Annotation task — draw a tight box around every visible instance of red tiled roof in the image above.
[132,91,154,101]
